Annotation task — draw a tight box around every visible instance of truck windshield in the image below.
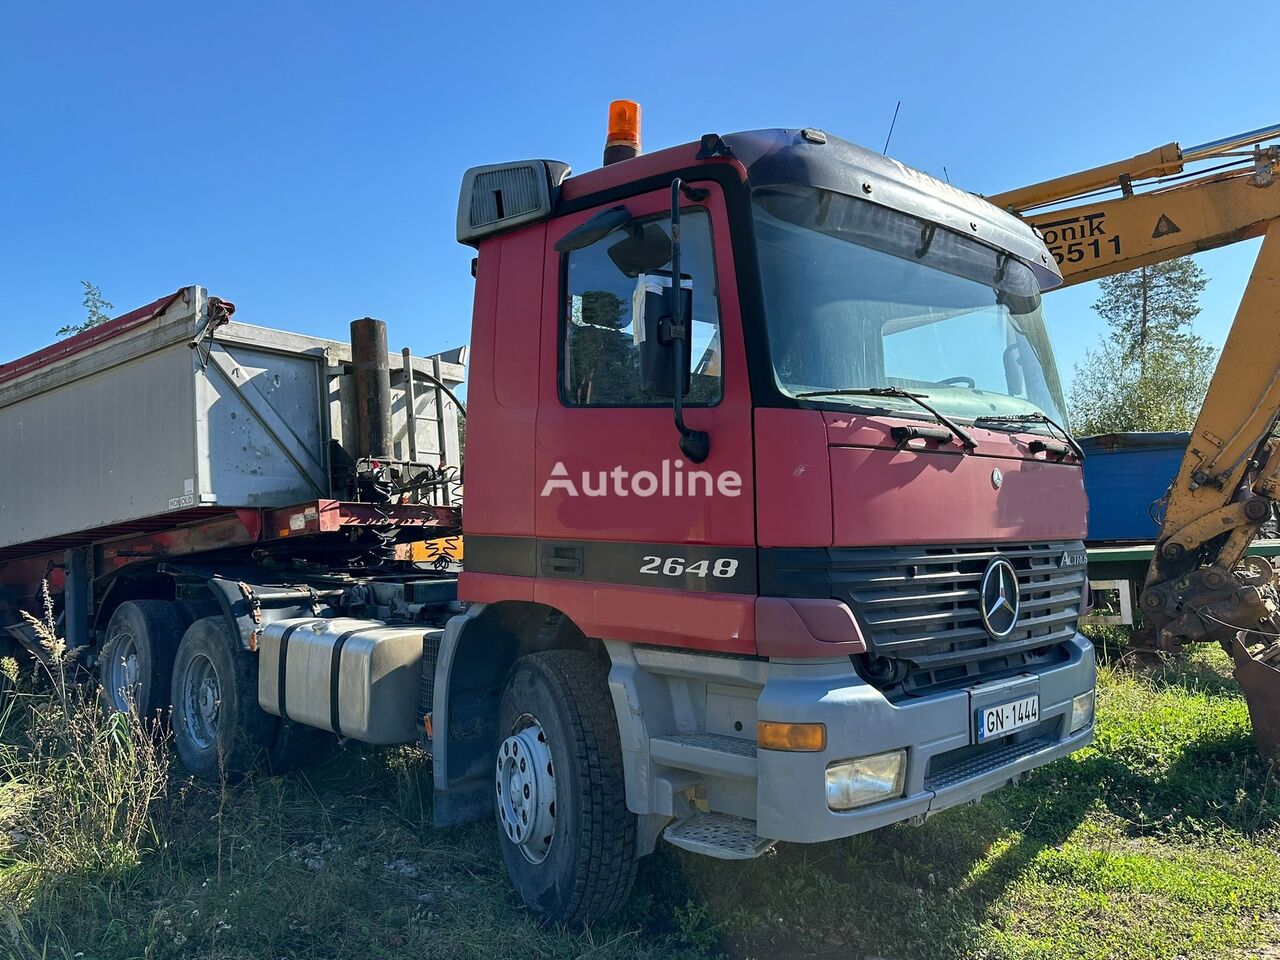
[752,185,1068,426]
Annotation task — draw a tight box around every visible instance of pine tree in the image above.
[56,281,114,338]
[1090,258,1208,366]
[1069,257,1216,435]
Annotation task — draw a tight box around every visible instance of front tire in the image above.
[171,616,274,779]
[495,650,637,924]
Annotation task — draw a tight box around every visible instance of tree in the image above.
[1069,257,1216,436]
[1091,258,1208,365]
[56,281,114,337]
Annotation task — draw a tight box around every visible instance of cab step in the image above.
[663,812,776,860]
[649,732,757,780]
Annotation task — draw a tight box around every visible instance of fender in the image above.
[428,602,530,827]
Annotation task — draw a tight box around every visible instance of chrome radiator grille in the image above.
[760,541,1086,692]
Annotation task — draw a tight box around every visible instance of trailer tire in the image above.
[98,600,185,720]
[495,650,636,924]
[171,616,274,780]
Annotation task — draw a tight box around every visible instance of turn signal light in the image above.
[758,720,826,752]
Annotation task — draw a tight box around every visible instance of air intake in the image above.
[456,159,571,245]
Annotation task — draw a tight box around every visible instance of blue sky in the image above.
[1,3,1271,396]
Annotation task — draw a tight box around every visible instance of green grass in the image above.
[4,636,1280,960]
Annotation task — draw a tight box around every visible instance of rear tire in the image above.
[173,596,221,630]
[495,650,637,924]
[171,616,274,779]
[98,600,185,720]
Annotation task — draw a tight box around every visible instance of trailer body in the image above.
[0,288,462,557]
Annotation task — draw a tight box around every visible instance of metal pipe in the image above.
[995,125,1280,214]
[64,548,89,651]
[989,143,1184,213]
[401,348,419,463]
[1183,124,1280,163]
[432,355,450,506]
[350,318,393,460]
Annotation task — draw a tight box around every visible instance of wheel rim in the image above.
[181,653,221,750]
[106,630,141,712]
[496,714,556,864]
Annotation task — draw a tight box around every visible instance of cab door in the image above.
[532,182,757,652]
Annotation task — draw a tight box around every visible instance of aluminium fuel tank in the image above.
[258,616,438,745]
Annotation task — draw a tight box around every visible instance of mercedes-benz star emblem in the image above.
[991,467,1003,489]
[979,556,1021,639]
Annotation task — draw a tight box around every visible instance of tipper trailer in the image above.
[0,104,1096,922]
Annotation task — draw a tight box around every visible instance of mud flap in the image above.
[1230,634,1280,759]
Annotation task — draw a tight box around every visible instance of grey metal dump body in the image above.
[0,286,464,554]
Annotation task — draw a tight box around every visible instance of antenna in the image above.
[942,165,951,184]
[882,100,902,154]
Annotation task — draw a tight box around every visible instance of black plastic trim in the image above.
[328,626,382,737]
[465,535,538,578]
[276,620,315,723]
[466,534,757,594]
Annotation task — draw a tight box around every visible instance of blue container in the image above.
[1079,432,1191,543]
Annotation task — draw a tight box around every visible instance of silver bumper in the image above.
[754,634,1096,843]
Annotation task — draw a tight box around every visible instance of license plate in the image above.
[976,695,1040,742]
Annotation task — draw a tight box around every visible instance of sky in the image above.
[1,3,1274,398]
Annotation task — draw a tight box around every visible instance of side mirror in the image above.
[635,271,693,396]
[554,206,633,253]
[607,223,672,277]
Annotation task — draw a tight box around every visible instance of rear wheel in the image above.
[171,616,274,779]
[98,600,185,719]
[495,650,637,923]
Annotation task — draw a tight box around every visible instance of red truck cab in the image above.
[433,123,1095,921]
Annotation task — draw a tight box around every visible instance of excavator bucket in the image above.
[1230,635,1280,759]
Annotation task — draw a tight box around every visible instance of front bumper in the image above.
[754,633,1095,843]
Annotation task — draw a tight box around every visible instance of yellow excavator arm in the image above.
[990,125,1280,287]
[992,126,1280,753]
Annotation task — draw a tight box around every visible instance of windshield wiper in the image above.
[973,412,1084,460]
[795,386,977,450]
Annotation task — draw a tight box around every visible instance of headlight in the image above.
[825,750,906,811]
[1070,690,1095,733]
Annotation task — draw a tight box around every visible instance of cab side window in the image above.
[562,208,722,406]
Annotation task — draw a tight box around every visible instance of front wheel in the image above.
[495,650,637,924]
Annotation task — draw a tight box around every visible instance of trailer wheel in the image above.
[495,650,636,924]
[98,600,185,720]
[171,616,273,779]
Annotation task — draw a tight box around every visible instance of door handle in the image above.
[540,543,584,578]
